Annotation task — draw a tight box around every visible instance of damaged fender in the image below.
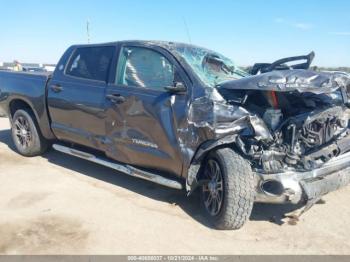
[185,95,273,193]
[184,69,350,195]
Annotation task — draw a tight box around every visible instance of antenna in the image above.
[86,19,91,43]
[182,17,192,44]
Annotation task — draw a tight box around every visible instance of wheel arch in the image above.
[8,98,44,135]
[7,97,55,140]
[186,134,242,194]
[9,98,38,120]
[9,99,35,118]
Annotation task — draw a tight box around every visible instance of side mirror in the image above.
[164,82,187,93]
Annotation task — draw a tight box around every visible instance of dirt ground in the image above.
[0,117,350,255]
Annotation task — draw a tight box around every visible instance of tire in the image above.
[200,147,255,230]
[11,109,49,156]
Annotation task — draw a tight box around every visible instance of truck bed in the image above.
[0,69,50,81]
[0,70,54,139]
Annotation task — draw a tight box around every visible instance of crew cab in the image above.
[1,41,350,230]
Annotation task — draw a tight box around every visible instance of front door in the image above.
[105,45,187,176]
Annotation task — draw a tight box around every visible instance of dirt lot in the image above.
[0,117,350,254]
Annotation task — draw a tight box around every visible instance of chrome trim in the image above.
[52,144,183,190]
[255,151,350,204]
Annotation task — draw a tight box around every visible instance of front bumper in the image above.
[255,151,350,204]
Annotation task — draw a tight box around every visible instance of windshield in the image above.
[174,45,250,87]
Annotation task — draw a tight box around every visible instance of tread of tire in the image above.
[12,109,48,156]
[212,148,255,230]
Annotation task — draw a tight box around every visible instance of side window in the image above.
[116,46,174,90]
[66,46,114,82]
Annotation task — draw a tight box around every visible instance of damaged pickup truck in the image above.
[1,41,350,230]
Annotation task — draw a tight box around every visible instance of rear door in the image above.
[47,46,115,149]
[104,44,189,176]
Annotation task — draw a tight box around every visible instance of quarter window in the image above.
[116,47,174,91]
[66,46,114,82]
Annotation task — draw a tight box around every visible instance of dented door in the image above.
[104,45,187,176]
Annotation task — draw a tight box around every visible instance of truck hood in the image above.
[217,69,350,95]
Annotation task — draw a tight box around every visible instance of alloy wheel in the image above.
[14,116,32,149]
[202,159,224,216]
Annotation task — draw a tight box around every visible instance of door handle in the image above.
[50,84,63,93]
[106,94,126,104]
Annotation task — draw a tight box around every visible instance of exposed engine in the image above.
[232,89,350,173]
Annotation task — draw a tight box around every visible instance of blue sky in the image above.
[0,0,349,66]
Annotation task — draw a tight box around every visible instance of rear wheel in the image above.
[200,147,255,230]
[11,109,49,156]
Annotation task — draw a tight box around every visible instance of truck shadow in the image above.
[0,128,302,229]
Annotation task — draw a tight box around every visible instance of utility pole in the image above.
[182,17,192,44]
[87,19,91,44]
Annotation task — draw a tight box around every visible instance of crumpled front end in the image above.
[187,69,350,203]
[255,146,350,204]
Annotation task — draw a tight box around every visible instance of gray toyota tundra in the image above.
[1,40,350,230]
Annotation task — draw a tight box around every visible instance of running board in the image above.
[52,144,183,190]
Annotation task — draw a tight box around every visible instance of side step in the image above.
[52,144,183,190]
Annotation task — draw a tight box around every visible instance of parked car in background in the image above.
[22,66,47,73]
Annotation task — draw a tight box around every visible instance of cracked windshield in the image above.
[175,45,250,86]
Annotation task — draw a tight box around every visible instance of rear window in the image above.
[66,46,115,82]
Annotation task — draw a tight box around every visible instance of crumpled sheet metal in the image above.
[304,106,346,125]
[217,69,350,94]
[187,95,272,141]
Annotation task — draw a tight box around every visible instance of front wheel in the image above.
[200,147,255,230]
[11,109,49,157]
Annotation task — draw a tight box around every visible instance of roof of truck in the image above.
[71,40,207,52]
